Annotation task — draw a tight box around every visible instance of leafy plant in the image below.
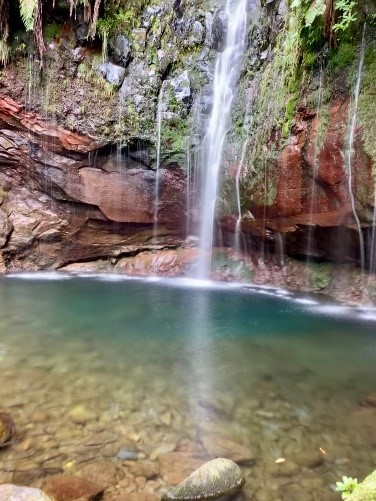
[19,0,38,32]
[333,0,357,33]
[335,476,358,499]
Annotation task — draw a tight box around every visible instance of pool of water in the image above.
[0,274,375,500]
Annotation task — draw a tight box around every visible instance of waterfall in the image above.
[346,24,366,271]
[196,0,247,279]
[153,82,166,243]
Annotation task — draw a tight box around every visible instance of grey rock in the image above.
[207,9,227,51]
[162,458,245,500]
[116,448,140,460]
[109,35,132,66]
[75,23,88,43]
[192,21,205,44]
[170,70,191,101]
[0,484,53,501]
[98,62,126,87]
[71,47,84,63]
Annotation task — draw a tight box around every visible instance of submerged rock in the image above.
[201,434,255,465]
[0,411,15,447]
[162,457,245,500]
[0,484,53,500]
[347,469,376,500]
[43,474,105,501]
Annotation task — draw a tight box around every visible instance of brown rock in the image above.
[0,411,15,447]
[348,407,376,446]
[123,461,159,479]
[75,461,124,488]
[201,434,255,465]
[290,450,324,468]
[43,474,105,501]
[361,392,376,408]
[158,453,210,485]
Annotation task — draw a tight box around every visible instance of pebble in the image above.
[117,449,143,460]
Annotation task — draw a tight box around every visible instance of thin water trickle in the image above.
[347,24,366,272]
[234,111,253,255]
[370,186,376,273]
[306,64,324,262]
[197,0,247,278]
[152,83,166,243]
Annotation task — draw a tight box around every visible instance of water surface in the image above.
[0,274,375,500]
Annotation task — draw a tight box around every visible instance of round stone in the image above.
[162,457,245,500]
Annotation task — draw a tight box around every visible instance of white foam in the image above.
[293,298,319,306]
[7,272,71,281]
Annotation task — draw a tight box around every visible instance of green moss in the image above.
[43,22,61,42]
[358,44,376,177]
[329,42,357,68]
[309,264,331,291]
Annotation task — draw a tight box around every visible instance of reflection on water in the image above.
[0,275,375,499]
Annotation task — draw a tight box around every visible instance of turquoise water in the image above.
[0,274,375,499]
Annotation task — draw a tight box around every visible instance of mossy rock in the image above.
[162,458,245,500]
[347,470,376,500]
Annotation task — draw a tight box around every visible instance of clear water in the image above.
[0,275,375,499]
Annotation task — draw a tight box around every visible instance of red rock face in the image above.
[275,144,303,217]
[221,99,375,265]
[0,96,187,270]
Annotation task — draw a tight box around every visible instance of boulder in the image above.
[0,485,53,501]
[347,470,376,500]
[162,457,245,500]
[109,35,132,66]
[98,62,126,87]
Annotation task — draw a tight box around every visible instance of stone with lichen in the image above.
[162,457,245,500]
[347,470,376,501]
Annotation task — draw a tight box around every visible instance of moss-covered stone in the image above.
[359,42,376,177]
[347,469,376,500]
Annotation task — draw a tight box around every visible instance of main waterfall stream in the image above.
[0,274,375,499]
[197,0,247,278]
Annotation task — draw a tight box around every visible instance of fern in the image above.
[19,0,38,32]
[304,0,326,27]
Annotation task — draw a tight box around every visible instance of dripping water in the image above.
[234,110,253,255]
[347,24,366,272]
[196,0,247,278]
[369,187,376,273]
[152,82,166,243]
[306,64,324,262]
